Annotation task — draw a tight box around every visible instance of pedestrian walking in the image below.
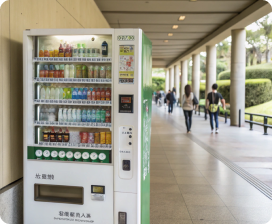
[166,90,174,114]
[182,85,195,133]
[206,83,226,134]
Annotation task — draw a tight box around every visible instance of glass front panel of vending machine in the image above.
[24,30,114,224]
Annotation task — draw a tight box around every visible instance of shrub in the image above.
[218,67,272,81]
[152,77,165,91]
[199,79,271,108]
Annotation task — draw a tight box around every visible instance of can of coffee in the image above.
[106,132,111,145]
[100,132,106,144]
[94,132,100,144]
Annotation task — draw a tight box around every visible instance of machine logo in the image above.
[117,35,135,41]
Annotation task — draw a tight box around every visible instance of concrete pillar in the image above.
[230,29,246,126]
[206,45,217,98]
[192,54,200,100]
[174,65,180,102]
[180,60,188,101]
[165,69,169,93]
[169,67,174,90]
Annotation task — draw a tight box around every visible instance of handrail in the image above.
[245,112,272,135]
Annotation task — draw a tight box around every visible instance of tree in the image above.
[217,40,230,59]
[246,29,264,64]
[256,15,272,63]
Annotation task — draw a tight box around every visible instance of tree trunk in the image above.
[266,42,270,63]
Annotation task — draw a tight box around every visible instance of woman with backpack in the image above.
[206,83,226,134]
[182,85,197,133]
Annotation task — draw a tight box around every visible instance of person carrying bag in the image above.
[206,83,226,134]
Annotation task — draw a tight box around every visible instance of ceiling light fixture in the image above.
[172,25,178,29]
[168,33,173,37]
[164,40,168,43]
[179,16,186,21]
[189,0,197,2]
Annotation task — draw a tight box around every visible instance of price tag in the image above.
[39,58,43,61]
[89,78,93,82]
[63,100,67,103]
[34,99,38,103]
[102,58,106,62]
[90,101,95,104]
[86,144,90,147]
[82,79,86,82]
[82,101,86,104]
[73,78,77,82]
[41,121,45,125]
[64,78,68,82]
[78,58,82,62]
[96,101,101,104]
[92,58,96,62]
[95,79,100,82]
[52,142,57,146]
[97,123,102,127]
[49,142,52,146]
[68,122,71,126]
[78,101,82,104]
[54,58,58,61]
[87,78,91,82]
[87,58,92,62]
[64,58,69,62]
[45,100,49,103]
[49,100,53,103]
[74,58,78,62]
[68,100,72,103]
[101,123,106,127]
[107,58,111,62]
[73,100,78,104]
[34,57,38,62]
[57,142,62,146]
[59,122,63,125]
[78,79,82,82]
[39,142,43,145]
[59,58,64,61]
[77,122,81,126]
[97,58,101,62]
[49,78,53,82]
[40,78,44,82]
[64,122,68,126]
[44,142,49,146]
[102,144,106,148]
[46,78,50,82]
[40,100,44,103]
[59,78,64,82]
[91,144,95,148]
[69,58,73,61]
[94,144,99,148]
[44,58,49,61]
[90,123,94,127]
[100,101,105,105]
[82,123,87,126]
[82,58,87,62]
[87,123,91,126]
[98,144,101,148]
[59,100,62,103]
[49,58,54,62]
[68,78,72,82]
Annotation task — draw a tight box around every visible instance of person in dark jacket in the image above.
[166,90,174,114]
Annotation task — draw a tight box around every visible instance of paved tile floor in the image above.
[150,104,272,223]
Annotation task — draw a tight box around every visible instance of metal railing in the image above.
[245,112,272,135]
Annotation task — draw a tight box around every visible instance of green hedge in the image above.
[198,79,271,108]
[152,77,165,91]
[218,68,272,81]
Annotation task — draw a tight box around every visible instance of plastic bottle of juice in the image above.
[101,108,106,123]
[82,44,86,57]
[76,108,81,122]
[44,48,49,57]
[59,88,64,99]
[50,86,55,99]
[39,47,44,57]
[49,48,54,57]
[59,64,64,78]
[82,88,87,100]
[96,88,101,101]
[82,109,87,122]
[77,44,82,57]
[44,65,49,77]
[69,64,75,78]
[68,108,73,122]
[39,65,45,78]
[59,43,64,57]
[96,108,101,123]
[45,85,50,99]
[91,109,96,122]
[72,44,78,57]
[91,88,96,101]
[106,88,111,101]
[63,108,68,122]
[40,85,46,99]
[87,109,91,122]
[49,64,54,78]
[72,88,78,100]
[64,64,69,78]
[78,88,83,100]
[66,88,72,99]
[72,108,77,122]
[54,65,59,78]
[54,48,59,57]
[58,108,63,122]
[101,88,105,101]
[65,44,70,57]
[87,88,92,100]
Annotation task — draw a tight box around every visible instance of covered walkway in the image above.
[150,105,272,223]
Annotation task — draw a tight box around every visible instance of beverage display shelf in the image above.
[33,57,111,63]
[34,77,112,84]
[34,120,112,128]
[34,99,111,106]
[33,143,112,150]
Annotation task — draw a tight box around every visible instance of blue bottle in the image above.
[101,41,108,57]
[78,88,83,100]
[82,88,87,100]
[87,109,91,122]
[91,109,96,122]
[72,88,78,99]
[82,109,87,122]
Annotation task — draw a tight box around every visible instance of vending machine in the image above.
[23,29,152,224]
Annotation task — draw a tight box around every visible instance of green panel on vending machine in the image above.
[141,33,152,224]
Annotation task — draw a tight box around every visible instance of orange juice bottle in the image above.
[54,49,59,57]
[106,88,111,101]
[96,88,101,101]
[101,88,105,101]
[49,65,54,78]
[44,65,49,77]
[44,48,49,57]
[49,48,54,57]
[39,47,44,57]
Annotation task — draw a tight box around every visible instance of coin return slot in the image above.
[34,184,84,205]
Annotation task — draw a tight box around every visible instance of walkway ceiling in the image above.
[94,0,271,68]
